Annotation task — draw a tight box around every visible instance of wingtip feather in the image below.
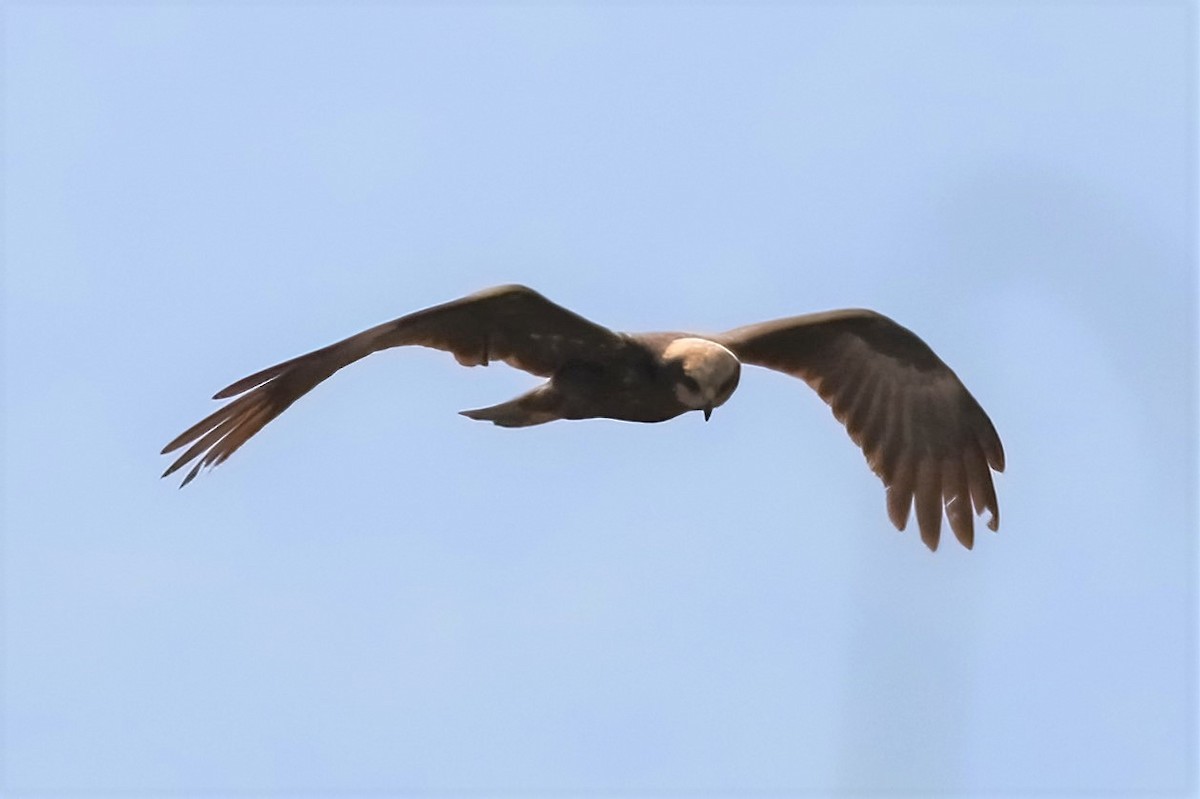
[181,461,202,487]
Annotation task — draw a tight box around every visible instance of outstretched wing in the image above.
[162,284,622,486]
[716,310,1004,551]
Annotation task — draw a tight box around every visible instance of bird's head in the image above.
[663,337,741,421]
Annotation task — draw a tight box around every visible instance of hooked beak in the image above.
[703,405,713,422]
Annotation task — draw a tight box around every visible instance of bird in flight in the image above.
[162,284,1003,550]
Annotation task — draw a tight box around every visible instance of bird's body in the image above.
[163,284,1004,551]
[461,333,739,427]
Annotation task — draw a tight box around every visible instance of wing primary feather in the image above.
[161,391,259,454]
[886,460,914,532]
[204,402,275,469]
[977,407,1006,472]
[961,438,992,515]
[985,489,1000,532]
[914,456,943,551]
[967,436,1000,532]
[942,454,974,550]
[181,459,204,488]
[161,410,245,478]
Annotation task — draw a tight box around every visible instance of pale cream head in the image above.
[663,337,741,418]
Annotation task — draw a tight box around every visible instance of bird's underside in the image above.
[162,284,1004,551]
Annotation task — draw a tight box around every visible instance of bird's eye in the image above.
[718,376,737,395]
[681,376,701,394]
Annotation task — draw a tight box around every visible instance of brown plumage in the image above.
[162,284,1003,550]
[715,311,1004,549]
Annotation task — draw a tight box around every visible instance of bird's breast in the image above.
[551,357,685,424]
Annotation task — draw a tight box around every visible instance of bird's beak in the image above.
[703,405,713,422]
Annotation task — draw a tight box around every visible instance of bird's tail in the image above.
[459,385,562,428]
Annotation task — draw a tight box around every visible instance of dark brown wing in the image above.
[716,309,1004,551]
[162,284,622,486]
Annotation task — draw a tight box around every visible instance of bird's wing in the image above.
[716,310,1004,551]
[162,284,623,486]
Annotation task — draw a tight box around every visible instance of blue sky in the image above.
[2,2,1195,796]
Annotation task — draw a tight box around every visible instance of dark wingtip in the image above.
[983,430,1005,473]
[161,464,187,487]
[161,434,188,455]
[162,459,188,482]
[180,461,202,487]
[161,448,202,486]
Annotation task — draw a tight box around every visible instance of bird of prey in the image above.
[162,284,1004,550]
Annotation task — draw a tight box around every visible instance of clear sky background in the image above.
[2,3,1195,796]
